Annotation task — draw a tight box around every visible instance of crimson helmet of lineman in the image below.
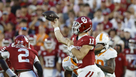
[72,16,92,34]
[14,35,30,48]
[2,38,12,46]
[28,34,36,46]
[44,37,56,50]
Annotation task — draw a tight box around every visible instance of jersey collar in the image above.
[78,34,88,40]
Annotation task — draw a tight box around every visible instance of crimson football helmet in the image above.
[14,35,30,48]
[44,38,56,49]
[129,39,136,49]
[72,16,92,34]
[2,38,12,46]
[28,34,36,46]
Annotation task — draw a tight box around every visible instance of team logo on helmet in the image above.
[81,17,87,23]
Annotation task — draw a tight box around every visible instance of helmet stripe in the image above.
[99,33,103,41]
[70,58,77,66]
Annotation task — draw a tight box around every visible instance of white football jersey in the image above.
[95,48,117,77]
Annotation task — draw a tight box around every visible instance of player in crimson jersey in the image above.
[115,44,127,77]
[123,39,136,77]
[0,38,13,77]
[28,34,41,52]
[38,37,58,77]
[56,44,68,77]
[95,33,117,77]
[51,16,105,77]
[0,35,43,77]
[2,38,12,47]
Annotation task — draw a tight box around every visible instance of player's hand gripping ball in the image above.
[43,11,59,21]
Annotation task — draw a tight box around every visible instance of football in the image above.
[95,44,104,51]
[95,44,104,55]
[42,11,59,21]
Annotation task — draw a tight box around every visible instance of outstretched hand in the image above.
[51,18,59,28]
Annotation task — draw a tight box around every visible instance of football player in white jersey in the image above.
[62,56,78,76]
[95,33,117,77]
[62,55,105,77]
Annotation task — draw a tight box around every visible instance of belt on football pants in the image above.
[15,69,32,74]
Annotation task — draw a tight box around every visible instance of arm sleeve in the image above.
[0,59,17,76]
[58,57,61,63]
[34,61,43,77]
[1,51,10,59]
[34,56,40,64]
[0,47,10,59]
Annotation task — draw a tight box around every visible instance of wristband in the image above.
[6,69,16,77]
[54,27,60,32]
[68,45,75,51]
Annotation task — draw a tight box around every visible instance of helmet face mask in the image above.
[44,38,55,50]
[29,38,36,46]
[96,33,110,50]
[72,21,81,34]
[3,43,10,46]
[129,39,136,49]
[28,34,36,46]
[2,38,12,47]
[44,42,52,49]
[14,35,29,48]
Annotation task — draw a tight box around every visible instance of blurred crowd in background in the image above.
[0,0,136,77]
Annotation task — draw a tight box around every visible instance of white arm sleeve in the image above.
[34,56,40,64]
[58,57,61,63]
[1,51,10,59]
[6,68,16,77]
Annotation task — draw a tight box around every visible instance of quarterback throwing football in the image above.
[51,16,105,77]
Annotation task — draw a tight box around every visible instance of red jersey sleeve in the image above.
[30,44,34,49]
[70,34,77,40]
[31,49,38,56]
[29,45,38,56]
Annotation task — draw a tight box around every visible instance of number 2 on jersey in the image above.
[18,48,29,62]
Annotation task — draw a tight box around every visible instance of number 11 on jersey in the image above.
[89,38,94,45]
